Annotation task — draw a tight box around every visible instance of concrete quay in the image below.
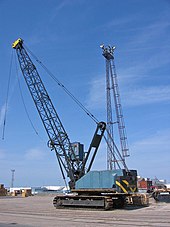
[0,195,170,227]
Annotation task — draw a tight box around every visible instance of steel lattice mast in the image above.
[100,44,129,170]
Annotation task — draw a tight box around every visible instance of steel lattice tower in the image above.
[11,169,15,188]
[100,44,129,170]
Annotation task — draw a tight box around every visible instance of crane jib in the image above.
[12,38,106,189]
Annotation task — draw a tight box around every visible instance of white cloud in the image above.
[86,73,170,109]
[127,129,170,181]
[54,0,69,12]
[117,50,170,87]
[130,129,170,155]
[122,85,170,107]
[103,14,137,29]
[86,76,105,110]
[25,148,47,160]
[50,0,81,22]
[128,20,170,47]
[0,149,5,159]
[86,14,170,110]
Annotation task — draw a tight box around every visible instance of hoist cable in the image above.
[24,44,99,125]
[2,50,13,140]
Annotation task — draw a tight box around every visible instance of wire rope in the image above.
[2,50,13,140]
[24,44,99,124]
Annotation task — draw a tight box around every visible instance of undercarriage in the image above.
[53,189,149,210]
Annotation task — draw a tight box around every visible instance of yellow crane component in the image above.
[12,38,23,49]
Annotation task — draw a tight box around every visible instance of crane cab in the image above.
[71,142,84,162]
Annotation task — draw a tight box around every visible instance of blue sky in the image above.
[0,0,170,187]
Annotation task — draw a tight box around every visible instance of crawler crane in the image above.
[13,38,148,209]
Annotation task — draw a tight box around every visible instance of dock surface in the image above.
[0,195,170,226]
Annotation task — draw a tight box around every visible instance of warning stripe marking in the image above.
[116,180,128,193]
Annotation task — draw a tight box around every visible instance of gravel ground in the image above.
[0,195,170,227]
